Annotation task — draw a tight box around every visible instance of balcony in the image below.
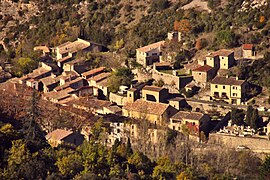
[213,92,229,99]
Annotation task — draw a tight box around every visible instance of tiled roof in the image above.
[57,55,73,63]
[88,72,111,82]
[19,67,51,82]
[82,67,105,77]
[184,62,201,71]
[207,49,234,57]
[142,85,164,92]
[69,96,112,110]
[136,41,165,53]
[171,111,204,121]
[211,76,245,86]
[193,65,213,72]
[40,76,61,86]
[168,97,185,102]
[57,39,90,54]
[34,46,50,53]
[54,77,83,91]
[123,99,170,116]
[242,44,253,50]
[154,62,172,67]
[46,129,73,141]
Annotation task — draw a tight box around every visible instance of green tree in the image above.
[108,67,134,92]
[13,57,38,76]
[216,30,235,48]
[128,151,153,177]
[152,157,178,179]
[56,153,83,178]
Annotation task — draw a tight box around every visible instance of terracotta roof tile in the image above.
[82,67,105,77]
[171,111,204,121]
[242,44,254,50]
[207,49,234,57]
[142,85,164,92]
[88,72,111,82]
[136,41,165,53]
[46,129,73,141]
[211,76,245,86]
[193,65,213,72]
[123,99,170,116]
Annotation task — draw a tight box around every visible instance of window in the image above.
[223,86,225,89]
[129,94,132,97]
[192,122,195,126]
[117,129,120,133]
[131,125,134,129]
[199,73,201,75]
[152,53,157,56]
[224,64,226,66]
[146,53,148,56]
[178,127,180,130]
[215,85,218,88]
[117,123,120,126]
[232,86,235,89]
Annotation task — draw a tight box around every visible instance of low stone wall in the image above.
[152,69,193,89]
[109,92,127,106]
[209,133,270,153]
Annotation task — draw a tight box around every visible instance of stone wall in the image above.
[209,133,270,153]
[152,69,193,89]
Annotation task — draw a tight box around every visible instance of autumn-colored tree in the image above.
[259,16,266,23]
[174,20,191,34]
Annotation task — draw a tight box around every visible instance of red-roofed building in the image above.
[192,65,217,83]
[242,44,255,58]
[136,41,165,66]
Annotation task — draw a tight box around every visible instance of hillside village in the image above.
[2,0,270,179]
[3,28,270,151]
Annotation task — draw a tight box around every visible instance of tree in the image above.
[56,154,83,178]
[152,157,178,179]
[108,67,134,92]
[245,105,253,127]
[261,155,270,179]
[151,0,170,11]
[231,108,245,125]
[154,79,165,87]
[128,151,153,176]
[174,20,192,34]
[216,30,235,48]
[13,57,38,76]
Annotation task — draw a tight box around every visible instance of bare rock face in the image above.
[239,0,267,12]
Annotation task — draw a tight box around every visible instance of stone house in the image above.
[136,41,165,66]
[206,49,235,69]
[169,111,211,136]
[210,76,248,105]
[242,44,255,58]
[142,85,169,103]
[19,62,53,90]
[55,38,104,61]
[192,65,217,83]
[45,129,84,147]
[122,99,178,125]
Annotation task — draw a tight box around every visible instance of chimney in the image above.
[235,76,238,80]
